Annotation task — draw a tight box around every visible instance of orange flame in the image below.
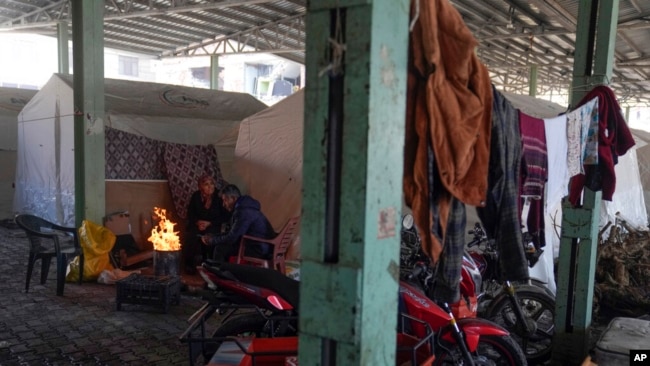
[148,207,181,251]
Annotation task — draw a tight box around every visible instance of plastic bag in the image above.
[97,268,141,285]
[67,220,116,282]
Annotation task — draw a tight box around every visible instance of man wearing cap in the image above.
[201,184,275,263]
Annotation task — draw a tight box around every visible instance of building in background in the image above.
[0,33,303,106]
[0,33,645,117]
[154,53,303,106]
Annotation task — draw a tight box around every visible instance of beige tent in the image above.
[235,90,303,259]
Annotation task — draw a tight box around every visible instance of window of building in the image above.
[118,55,139,77]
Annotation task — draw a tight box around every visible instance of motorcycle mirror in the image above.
[402,214,414,230]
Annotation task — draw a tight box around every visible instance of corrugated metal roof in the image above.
[453,0,650,105]
[0,0,648,105]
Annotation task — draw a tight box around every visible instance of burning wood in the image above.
[148,207,181,252]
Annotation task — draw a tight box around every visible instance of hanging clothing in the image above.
[519,112,548,199]
[566,97,599,178]
[519,112,547,249]
[566,108,583,177]
[543,115,570,214]
[404,0,492,266]
[583,98,600,166]
[476,87,529,282]
[568,86,636,204]
[427,146,467,303]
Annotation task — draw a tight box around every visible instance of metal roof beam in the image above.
[161,12,304,57]
[0,0,67,27]
[618,31,644,57]
[105,0,285,20]
[171,11,248,33]
[104,22,189,46]
[479,28,569,41]
[114,17,214,39]
[524,0,577,30]
[0,0,283,29]
[105,31,175,50]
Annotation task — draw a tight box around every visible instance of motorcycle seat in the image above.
[210,262,300,311]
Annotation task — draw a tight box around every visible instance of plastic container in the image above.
[592,317,650,365]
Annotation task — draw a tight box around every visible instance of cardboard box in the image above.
[104,211,132,236]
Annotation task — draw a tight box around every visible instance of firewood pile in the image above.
[593,220,650,320]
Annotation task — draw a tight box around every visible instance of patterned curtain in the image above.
[105,127,227,220]
[105,128,165,180]
[162,142,228,220]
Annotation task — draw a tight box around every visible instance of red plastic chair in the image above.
[236,216,300,274]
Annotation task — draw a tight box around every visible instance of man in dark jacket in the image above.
[201,184,275,263]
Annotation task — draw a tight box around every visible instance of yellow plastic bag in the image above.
[67,220,116,282]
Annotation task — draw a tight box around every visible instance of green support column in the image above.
[553,0,619,364]
[528,65,537,97]
[592,2,619,85]
[299,0,408,365]
[57,21,69,74]
[570,0,619,104]
[71,1,105,227]
[552,189,601,365]
[210,55,219,90]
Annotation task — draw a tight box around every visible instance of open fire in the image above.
[148,207,181,277]
[148,207,181,251]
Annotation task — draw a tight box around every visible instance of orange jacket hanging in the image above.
[404,0,492,261]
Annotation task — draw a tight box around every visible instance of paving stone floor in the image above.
[0,221,219,366]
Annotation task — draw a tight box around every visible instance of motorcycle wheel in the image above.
[433,334,528,366]
[484,284,555,365]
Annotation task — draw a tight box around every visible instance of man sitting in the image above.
[201,184,275,263]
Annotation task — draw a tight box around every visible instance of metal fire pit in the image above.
[153,249,181,277]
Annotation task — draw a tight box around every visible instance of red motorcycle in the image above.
[399,215,527,365]
[181,251,526,365]
[179,262,299,364]
[466,222,556,365]
[400,215,483,321]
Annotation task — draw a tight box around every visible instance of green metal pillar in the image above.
[57,21,69,75]
[570,0,619,104]
[552,189,602,365]
[528,65,538,97]
[210,55,219,90]
[299,0,409,364]
[553,0,619,364]
[71,0,105,227]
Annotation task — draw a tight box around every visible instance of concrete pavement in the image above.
[0,219,217,366]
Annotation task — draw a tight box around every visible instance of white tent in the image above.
[235,90,303,259]
[0,87,37,219]
[629,128,650,224]
[14,74,267,244]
